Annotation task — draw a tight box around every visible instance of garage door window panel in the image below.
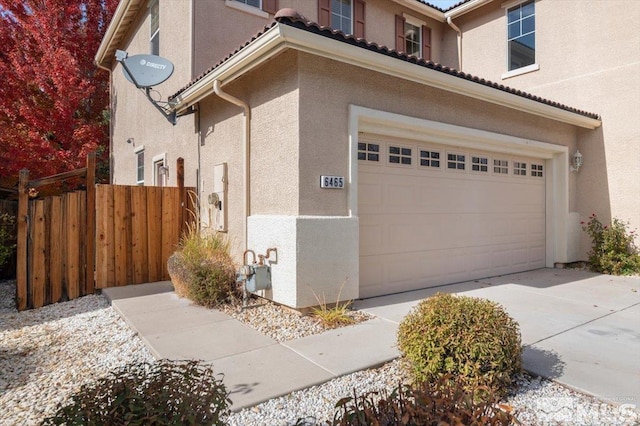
[514,161,527,176]
[471,156,489,173]
[494,159,509,174]
[447,153,466,171]
[358,142,380,162]
[389,145,412,166]
[420,149,441,168]
[531,163,544,177]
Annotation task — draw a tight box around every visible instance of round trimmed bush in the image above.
[397,292,522,396]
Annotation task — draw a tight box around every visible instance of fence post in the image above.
[16,169,29,311]
[86,152,96,294]
[177,157,185,236]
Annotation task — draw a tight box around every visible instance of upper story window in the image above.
[226,0,278,16]
[507,0,535,71]
[318,0,365,38]
[395,14,432,60]
[149,0,159,55]
[236,0,260,7]
[135,147,145,185]
[331,0,352,34]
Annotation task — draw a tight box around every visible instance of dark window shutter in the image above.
[262,0,278,15]
[318,0,331,27]
[354,0,366,38]
[395,15,406,52]
[422,26,432,60]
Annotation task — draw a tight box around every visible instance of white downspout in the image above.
[446,16,463,71]
[212,79,251,250]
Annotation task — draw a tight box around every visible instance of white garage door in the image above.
[358,139,546,298]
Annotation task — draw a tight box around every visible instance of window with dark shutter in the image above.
[354,0,365,38]
[395,15,406,52]
[318,0,331,27]
[262,0,278,14]
[422,26,431,60]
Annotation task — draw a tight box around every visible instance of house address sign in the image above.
[320,176,345,189]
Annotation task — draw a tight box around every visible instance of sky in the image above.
[425,0,463,10]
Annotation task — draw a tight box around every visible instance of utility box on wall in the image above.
[210,162,227,232]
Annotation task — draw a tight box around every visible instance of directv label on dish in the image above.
[122,54,175,88]
[320,176,345,189]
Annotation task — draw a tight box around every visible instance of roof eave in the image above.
[173,23,600,130]
[95,0,144,69]
[391,0,446,22]
[444,0,494,19]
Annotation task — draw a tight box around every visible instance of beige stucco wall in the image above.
[192,0,445,77]
[297,52,579,216]
[197,49,301,257]
[446,0,640,252]
[111,0,198,189]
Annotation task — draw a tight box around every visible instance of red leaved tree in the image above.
[0,0,118,180]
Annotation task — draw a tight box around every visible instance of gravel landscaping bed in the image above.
[219,298,373,342]
[1,279,637,425]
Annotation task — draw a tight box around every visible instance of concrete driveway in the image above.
[354,268,640,408]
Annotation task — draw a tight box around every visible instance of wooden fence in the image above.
[14,155,193,310]
[95,184,194,289]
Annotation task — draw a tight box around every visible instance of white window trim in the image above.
[149,0,159,53]
[403,13,426,28]
[402,13,425,57]
[225,0,268,18]
[502,63,539,80]
[134,145,145,185]
[503,0,536,76]
[152,153,167,186]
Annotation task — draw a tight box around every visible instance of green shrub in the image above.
[41,360,231,426]
[331,376,515,426]
[397,293,522,397]
[167,226,239,307]
[582,214,640,275]
[0,213,16,270]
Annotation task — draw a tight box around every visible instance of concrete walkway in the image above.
[103,269,640,411]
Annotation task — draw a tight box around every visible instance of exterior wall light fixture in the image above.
[127,137,134,145]
[570,150,583,172]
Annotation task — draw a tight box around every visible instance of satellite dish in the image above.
[121,54,174,88]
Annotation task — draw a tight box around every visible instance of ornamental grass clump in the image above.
[42,360,231,426]
[397,293,522,398]
[310,281,355,329]
[582,214,640,275]
[167,225,239,308]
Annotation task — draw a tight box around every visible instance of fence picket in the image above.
[131,186,149,284]
[113,186,130,286]
[65,192,80,300]
[49,196,63,303]
[146,187,163,282]
[30,200,46,308]
[161,188,180,280]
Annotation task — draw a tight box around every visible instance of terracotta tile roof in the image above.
[170,11,600,121]
[412,0,447,12]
